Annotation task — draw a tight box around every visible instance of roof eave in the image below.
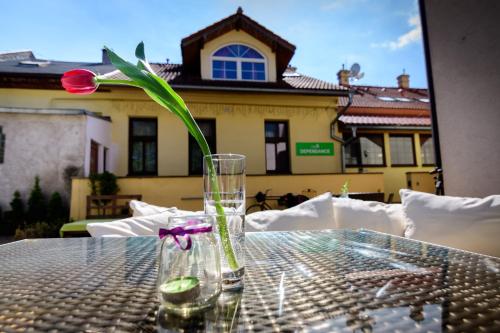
[341,124,432,131]
[170,83,348,96]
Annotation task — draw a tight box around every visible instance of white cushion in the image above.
[332,198,408,236]
[400,189,500,257]
[245,192,334,231]
[87,208,194,237]
[130,200,181,217]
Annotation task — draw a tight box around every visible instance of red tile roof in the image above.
[339,115,431,127]
[283,73,342,90]
[102,64,346,94]
[337,84,431,128]
[339,86,429,110]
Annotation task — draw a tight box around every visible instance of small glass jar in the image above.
[157,215,221,317]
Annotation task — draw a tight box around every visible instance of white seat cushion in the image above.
[87,208,195,237]
[129,200,193,217]
[246,192,334,231]
[400,189,500,257]
[332,197,408,236]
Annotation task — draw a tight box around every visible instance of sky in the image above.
[0,0,428,88]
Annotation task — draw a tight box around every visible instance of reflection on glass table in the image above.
[0,230,499,332]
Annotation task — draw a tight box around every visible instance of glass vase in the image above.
[157,215,221,317]
[203,154,246,290]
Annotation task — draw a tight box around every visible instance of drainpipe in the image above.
[330,89,354,173]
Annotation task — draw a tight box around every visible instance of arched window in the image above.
[212,44,266,81]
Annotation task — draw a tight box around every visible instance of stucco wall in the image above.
[200,30,277,82]
[0,111,86,211]
[0,88,341,177]
[70,173,384,220]
[422,0,500,196]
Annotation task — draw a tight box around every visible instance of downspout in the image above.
[330,89,354,173]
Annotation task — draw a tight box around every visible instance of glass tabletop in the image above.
[0,229,499,332]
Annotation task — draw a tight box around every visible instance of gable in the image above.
[200,30,277,82]
[181,8,295,81]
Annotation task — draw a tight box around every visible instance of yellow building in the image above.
[1,9,392,219]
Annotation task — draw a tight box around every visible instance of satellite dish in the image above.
[350,63,360,77]
[349,63,364,81]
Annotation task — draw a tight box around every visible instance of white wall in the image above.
[83,115,113,176]
[0,110,86,210]
[422,0,500,197]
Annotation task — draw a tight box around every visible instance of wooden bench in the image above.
[60,194,142,237]
[86,194,142,219]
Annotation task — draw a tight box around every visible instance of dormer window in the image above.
[212,44,266,81]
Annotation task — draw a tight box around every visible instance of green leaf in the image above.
[139,59,156,74]
[145,71,187,110]
[135,41,145,61]
[104,46,152,88]
[135,42,155,73]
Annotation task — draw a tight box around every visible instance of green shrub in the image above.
[99,171,120,195]
[14,221,62,240]
[1,191,25,236]
[27,176,46,224]
[47,192,67,222]
[7,179,69,239]
[88,171,120,195]
[14,227,26,240]
[0,207,4,235]
[10,191,25,222]
[89,172,99,195]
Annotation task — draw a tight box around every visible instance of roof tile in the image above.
[339,115,431,126]
[339,85,430,109]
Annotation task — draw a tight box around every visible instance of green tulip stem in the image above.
[196,130,239,271]
[96,78,142,87]
[94,43,239,271]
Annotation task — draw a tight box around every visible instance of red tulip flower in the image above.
[61,69,98,94]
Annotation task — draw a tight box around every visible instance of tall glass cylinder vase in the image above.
[203,154,245,290]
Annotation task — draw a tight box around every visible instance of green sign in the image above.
[296,142,334,156]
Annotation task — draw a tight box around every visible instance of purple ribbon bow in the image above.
[159,221,212,251]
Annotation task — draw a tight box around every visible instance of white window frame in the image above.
[211,43,267,82]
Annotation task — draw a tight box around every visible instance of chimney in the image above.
[102,49,111,65]
[397,70,410,89]
[337,68,350,86]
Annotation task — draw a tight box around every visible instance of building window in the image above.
[212,44,266,81]
[90,140,99,174]
[0,127,5,164]
[390,135,416,166]
[345,134,385,167]
[129,118,157,175]
[189,119,216,175]
[420,134,435,165]
[265,121,290,174]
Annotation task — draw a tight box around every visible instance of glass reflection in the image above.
[157,291,242,332]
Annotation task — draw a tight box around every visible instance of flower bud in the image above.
[61,69,98,94]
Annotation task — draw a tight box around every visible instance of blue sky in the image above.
[0,0,427,87]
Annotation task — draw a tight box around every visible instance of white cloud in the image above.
[371,14,422,50]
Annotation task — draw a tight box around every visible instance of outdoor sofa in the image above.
[86,190,500,257]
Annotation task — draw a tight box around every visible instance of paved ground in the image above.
[0,236,15,245]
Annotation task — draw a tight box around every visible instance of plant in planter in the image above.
[62,43,239,271]
[88,171,120,216]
